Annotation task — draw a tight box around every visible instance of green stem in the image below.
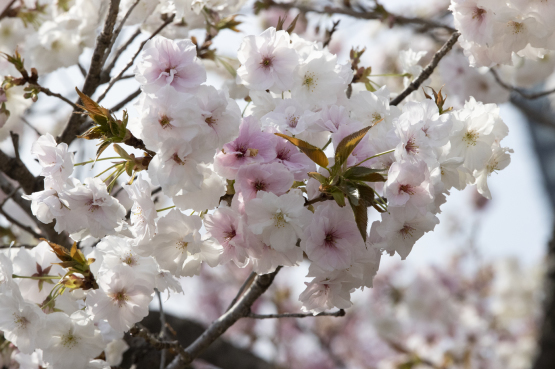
[322,138,332,151]
[12,274,60,280]
[353,149,395,168]
[74,157,121,166]
[156,205,175,212]
[369,73,411,78]
[241,101,251,117]
[95,162,121,178]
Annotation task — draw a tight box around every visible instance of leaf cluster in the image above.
[423,86,453,115]
[275,125,387,241]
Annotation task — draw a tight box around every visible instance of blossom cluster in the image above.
[0,4,515,369]
[450,0,555,67]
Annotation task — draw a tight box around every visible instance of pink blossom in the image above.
[235,162,294,201]
[135,36,206,94]
[302,201,365,271]
[214,116,277,179]
[204,206,249,267]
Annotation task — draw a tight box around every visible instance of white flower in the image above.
[0,288,45,354]
[474,145,513,199]
[139,209,222,277]
[292,49,350,107]
[236,27,300,92]
[96,236,159,281]
[245,189,312,252]
[172,165,227,213]
[13,241,65,304]
[299,265,354,314]
[31,134,74,187]
[384,159,434,215]
[124,177,157,244]
[148,139,215,197]
[302,201,365,271]
[64,178,126,240]
[86,265,154,333]
[261,99,318,135]
[135,36,206,94]
[38,311,105,369]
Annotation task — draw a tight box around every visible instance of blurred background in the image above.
[1,0,555,368]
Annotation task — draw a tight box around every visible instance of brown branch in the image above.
[0,207,42,240]
[166,268,281,368]
[305,193,332,206]
[246,309,345,319]
[34,85,80,110]
[226,271,257,312]
[129,324,188,361]
[97,13,176,103]
[323,19,340,48]
[510,96,555,131]
[0,149,43,195]
[263,0,456,33]
[390,31,460,106]
[0,174,70,247]
[57,0,121,146]
[101,28,142,83]
[490,68,555,100]
[0,0,16,21]
[101,0,141,69]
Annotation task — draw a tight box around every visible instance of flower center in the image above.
[463,130,479,147]
[399,184,415,195]
[260,56,274,69]
[121,252,138,266]
[254,180,266,191]
[159,114,173,129]
[399,225,416,239]
[303,72,317,92]
[176,241,188,250]
[324,232,337,248]
[472,7,486,20]
[111,290,129,307]
[172,153,185,165]
[508,21,525,34]
[224,229,236,241]
[205,116,216,126]
[61,330,79,348]
[276,147,291,161]
[405,136,419,154]
[372,112,382,123]
[287,115,299,128]
[273,211,286,228]
[13,313,29,329]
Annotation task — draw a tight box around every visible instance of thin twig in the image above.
[21,116,42,136]
[110,87,141,112]
[156,289,168,369]
[34,85,80,110]
[101,0,141,68]
[166,268,281,369]
[226,272,257,312]
[102,28,142,82]
[323,20,340,48]
[9,131,19,161]
[0,184,21,209]
[0,208,42,240]
[490,68,555,100]
[97,14,176,103]
[266,0,456,33]
[0,0,16,21]
[129,325,188,361]
[246,309,345,319]
[78,63,87,77]
[390,31,460,106]
[305,194,332,206]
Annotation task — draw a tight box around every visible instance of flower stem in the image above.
[156,205,175,212]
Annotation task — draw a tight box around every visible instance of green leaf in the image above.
[75,88,109,118]
[333,126,372,173]
[113,144,132,160]
[347,183,375,241]
[307,172,329,185]
[94,141,111,165]
[343,166,386,182]
[320,185,346,207]
[275,133,329,168]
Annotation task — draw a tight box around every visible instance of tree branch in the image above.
[34,85,80,110]
[0,0,16,21]
[110,87,141,112]
[57,0,121,146]
[225,271,256,312]
[390,31,460,106]
[97,13,176,104]
[490,68,555,100]
[0,149,43,195]
[166,268,281,368]
[102,28,142,83]
[246,309,345,319]
[263,0,456,33]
